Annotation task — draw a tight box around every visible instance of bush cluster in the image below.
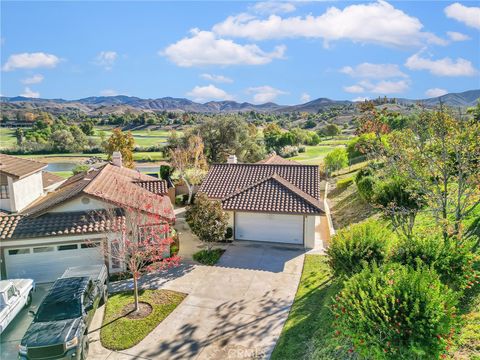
[332,263,458,359]
[391,235,479,291]
[326,220,392,278]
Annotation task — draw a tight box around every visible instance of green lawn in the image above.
[291,145,337,165]
[92,127,171,147]
[100,289,186,350]
[51,171,73,178]
[0,128,17,148]
[272,255,349,360]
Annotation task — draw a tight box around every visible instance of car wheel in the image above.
[81,337,89,360]
[24,291,33,308]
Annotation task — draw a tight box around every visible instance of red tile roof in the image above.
[200,163,324,214]
[23,164,174,221]
[0,154,46,179]
[256,154,300,165]
[0,211,124,240]
[42,171,66,189]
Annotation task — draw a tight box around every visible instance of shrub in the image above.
[355,166,374,183]
[336,177,354,190]
[332,263,458,359]
[279,145,299,158]
[326,220,392,278]
[72,164,90,175]
[391,235,479,291]
[193,249,225,265]
[298,145,306,153]
[356,175,376,202]
[324,148,348,174]
[225,227,233,239]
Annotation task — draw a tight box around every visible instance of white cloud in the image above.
[340,63,407,79]
[252,2,296,14]
[2,52,60,71]
[447,31,470,42]
[352,97,370,102]
[405,53,477,77]
[344,84,365,93]
[425,88,448,97]
[21,74,44,85]
[186,84,234,102]
[94,51,118,70]
[300,92,311,103]
[213,1,444,47]
[200,73,233,83]
[344,80,409,94]
[162,29,286,67]
[445,3,480,29]
[247,85,287,103]
[20,87,40,98]
[100,89,119,96]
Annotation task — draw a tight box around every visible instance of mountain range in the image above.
[1,90,478,115]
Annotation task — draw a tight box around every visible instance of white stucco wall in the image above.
[10,172,44,212]
[225,211,234,227]
[304,215,317,249]
[49,196,113,213]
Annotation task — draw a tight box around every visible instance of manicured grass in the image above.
[51,171,73,178]
[0,128,17,148]
[193,248,225,265]
[17,152,165,164]
[291,145,337,165]
[100,289,186,350]
[272,255,349,359]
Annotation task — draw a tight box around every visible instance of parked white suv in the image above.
[0,279,35,334]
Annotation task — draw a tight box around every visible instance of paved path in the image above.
[89,241,304,360]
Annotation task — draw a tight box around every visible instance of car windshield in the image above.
[35,299,82,322]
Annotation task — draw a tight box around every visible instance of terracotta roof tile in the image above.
[0,154,46,179]
[222,174,324,214]
[134,180,168,195]
[0,211,124,240]
[42,171,66,189]
[22,164,174,221]
[256,154,300,165]
[199,163,323,214]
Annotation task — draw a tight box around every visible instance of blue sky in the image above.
[1,1,479,104]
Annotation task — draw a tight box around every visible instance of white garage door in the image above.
[235,212,304,244]
[5,241,104,283]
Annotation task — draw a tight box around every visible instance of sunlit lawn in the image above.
[291,145,337,165]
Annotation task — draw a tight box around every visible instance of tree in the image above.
[79,120,95,136]
[320,123,341,137]
[263,123,283,151]
[382,107,480,239]
[15,128,24,146]
[51,129,75,153]
[185,193,229,251]
[169,135,208,204]
[69,125,88,151]
[104,128,135,168]
[95,181,178,312]
[372,176,426,239]
[324,148,348,174]
[192,116,264,163]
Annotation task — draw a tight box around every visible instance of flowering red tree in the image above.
[90,177,180,312]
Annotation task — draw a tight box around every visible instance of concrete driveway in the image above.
[0,283,51,359]
[89,241,304,360]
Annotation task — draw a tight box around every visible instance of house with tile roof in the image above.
[199,157,328,248]
[0,154,65,213]
[0,153,174,283]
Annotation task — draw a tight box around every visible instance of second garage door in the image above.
[4,241,105,283]
[235,212,304,244]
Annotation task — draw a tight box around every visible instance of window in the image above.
[0,185,9,199]
[81,197,90,204]
[81,242,100,249]
[58,244,78,251]
[33,246,54,253]
[7,286,16,301]
[8,248,30,255]
[110,241,121,269]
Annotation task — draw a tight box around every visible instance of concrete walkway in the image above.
[88,241,304,360]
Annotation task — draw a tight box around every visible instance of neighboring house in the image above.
[0,154,64,213]
[199,156,328,248]
[256,153,301,165]
[0,155,174,283]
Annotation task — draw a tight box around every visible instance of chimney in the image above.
[112,151,123,167]
[227,155,237,164]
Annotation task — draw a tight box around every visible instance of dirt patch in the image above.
[121,301,153,319]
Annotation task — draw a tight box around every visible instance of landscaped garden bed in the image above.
[100,289,186,350]
[193,248,225,265]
